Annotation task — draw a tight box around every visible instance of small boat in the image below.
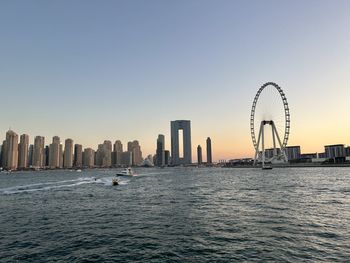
[112,178,119,185]
[116,167,135,177]
[76,169,82,173]
[262,164,273,170]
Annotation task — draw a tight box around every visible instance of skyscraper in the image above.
[64,139,74,168]
[164,150,170,166]
[5,130,18,170]
[113,140,123,166]
[96,141,112,167]
[206,137,212,164]
[96,144,103,166]
[74,144,83,168]
[128,140,143,166]
[49,136,61,169]
[33,136,45,168]
[171,120,192,165]
[18,134,29,169]
[45,145,49,167]
[83,148,95,167]
[5,130,19,170]
[197,145,202,165]
[156,134,165,167]
[0,144,3,167]
[28,144,34,167]
[103,140,112,167]
[1,140,7,168]
[59,144,63,168]
[121,151,132,166]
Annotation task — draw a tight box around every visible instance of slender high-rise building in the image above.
[103,140,112,167]
[156,134,165,167]
[5,130,19,170]
[64,139,74,168]
[59,144,63,168]
[49,136,61,169]
[45,145,49,167]
[1,140,7,168]
[33,136,45,168]
[171,120,192,165]
[74,144,83,168]
[113,140,123,166]
[18,134,29,169]
[28,144,34,166]
[206,137,212,164]
[164,150,170,166]
[197,145,202,165]
[95,144,102,166]
[0,144,3,167]
[83,148,95,167]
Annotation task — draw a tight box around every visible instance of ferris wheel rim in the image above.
[250,82,290,150]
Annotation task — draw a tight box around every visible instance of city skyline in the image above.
[1,1,350,160]
[2,124,350,168]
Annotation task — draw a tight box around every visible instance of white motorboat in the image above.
[116,167,135,177]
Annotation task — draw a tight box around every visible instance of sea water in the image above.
[1,167,350,262]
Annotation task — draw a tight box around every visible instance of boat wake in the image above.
[94,177,129,186]
[134,171,172,177]
[0,176,129,195]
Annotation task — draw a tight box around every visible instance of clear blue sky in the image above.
[1,0,350,160]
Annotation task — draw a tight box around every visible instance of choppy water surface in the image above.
[1,167,350,262]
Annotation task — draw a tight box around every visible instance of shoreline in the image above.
[224,163,350,168]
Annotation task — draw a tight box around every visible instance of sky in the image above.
[1,0,350,161]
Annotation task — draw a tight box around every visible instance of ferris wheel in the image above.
[250,82,290,166]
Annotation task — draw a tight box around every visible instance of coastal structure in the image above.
[64,139,74,168]
[325,144,346,163]
[128,140,142,166]
[28,144,34,166]
[121,151,132,166]
[197,145,202,165]
[112,140,123,166]
[164,150,170,166]
[206,137,212,164]
[285,146,301,161]
[83,148,95,167]
[95,141,112,167]
[74,144,83,168]
[156,134,165,166]
[49,136,61,169]
[45,145,49,167]
[4,130,19,170]
[18,134,29,169]
[251,83,290,166]
[171,120,192,165]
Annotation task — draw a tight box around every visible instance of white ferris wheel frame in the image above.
[250,82,290,165]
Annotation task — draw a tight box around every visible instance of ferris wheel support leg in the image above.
[261,123,265,167]
[254,122,263,166]
[272,124,277,158]
[271,123,288,162]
